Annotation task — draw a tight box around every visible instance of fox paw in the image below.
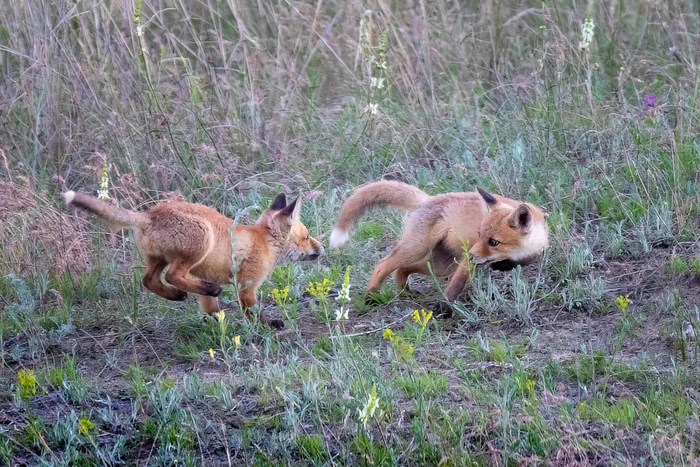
[202,281,223,297]
[266,318,285,330]
[172,289,188,301]
[201,313,217,324]
[434,301,454,319]
[399,288,420,299]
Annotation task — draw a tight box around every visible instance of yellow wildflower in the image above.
[616,294,630,311]
[382,328,393,339]
[272,286,289,306]
[233,335,241,349]
[78,417,94,436]
[307,278,332,300]
[17,369,37,401]
[208,348,216,359]
[413,309,433,327]
[214,310,226,323]
[525,378,536,393]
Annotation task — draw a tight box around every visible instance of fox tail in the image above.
[63,190,150,229]
[329,180,430,248]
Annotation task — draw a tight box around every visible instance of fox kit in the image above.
[63,191,324,328]
[330,180,549,302]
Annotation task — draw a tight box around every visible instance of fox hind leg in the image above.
[395,261,431,294]
[367,241,432,294]
[165,259,223,297]
[143,256,187,301]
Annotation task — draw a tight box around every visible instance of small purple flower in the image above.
[644,93,657,111]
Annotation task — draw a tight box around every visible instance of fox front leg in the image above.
[444,258,472,302]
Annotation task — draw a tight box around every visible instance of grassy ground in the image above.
[1,0,700,465]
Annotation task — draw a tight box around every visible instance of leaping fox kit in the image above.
[63,191,324,328]
[330,180,549,302]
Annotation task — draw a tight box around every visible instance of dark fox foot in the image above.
[264,318,285,330]
[399,287,420,299]
[172,289,188,301]
[433,301,454,319]
[202,281,223,297]
[201,312,218,323]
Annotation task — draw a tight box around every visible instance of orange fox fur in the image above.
[63,191,323,328]
[330,180,549,302]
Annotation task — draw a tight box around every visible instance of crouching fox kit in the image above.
[63,191,324,328]
[330,180,549,302]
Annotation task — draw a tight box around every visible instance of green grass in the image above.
[1,0,699,464]
[396,370,448,398]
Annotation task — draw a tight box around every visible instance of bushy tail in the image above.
[330,180,430,248]
[63,191,150,229]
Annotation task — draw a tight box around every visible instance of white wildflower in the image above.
[363,103,379,115]
[358,383,379,428]
[336,289,351,302]
[578,15,594,50]
[370,77,385,89]
[336,266,351,303]
[136,25,143,37]
[334,306,349,321]
[97,160,110,200]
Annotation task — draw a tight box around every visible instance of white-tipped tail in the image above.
[329,228,350,248]
[63,190,76,205]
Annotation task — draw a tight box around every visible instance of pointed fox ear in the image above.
[477,186,498,207]
[278,196,302,225]
[269,193,287,211]
[508,204,533,233]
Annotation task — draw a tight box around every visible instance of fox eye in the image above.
[487,238,500,247]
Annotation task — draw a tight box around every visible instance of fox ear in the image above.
[278,196,302,225]
[477,186,498,207]
[508,204,532,233]
[269,193,287,211]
